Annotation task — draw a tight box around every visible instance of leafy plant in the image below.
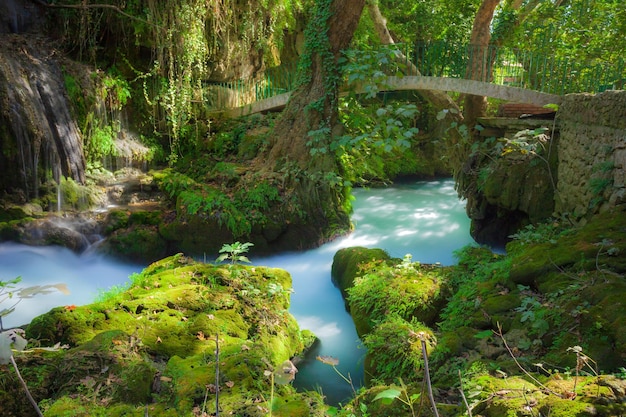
[216,242,254,265]
[373,378,421,417]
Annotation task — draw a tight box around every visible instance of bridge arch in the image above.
[221,75,562,118]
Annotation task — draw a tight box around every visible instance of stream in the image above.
[254,177,474,404]
[0,178,473,405]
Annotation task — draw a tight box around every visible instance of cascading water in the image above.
[0,32,86,201]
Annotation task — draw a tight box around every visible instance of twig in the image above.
[215,333,220,417]
[418,335,440,417]
[458,369,473,417]
[10,355,44,417]
[494,324,564,398]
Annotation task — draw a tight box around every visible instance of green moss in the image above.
[331,246,390,298]
[346,255,448,336]
[102,224,168,263]
[103,209,129,235]
[14,255,317,416]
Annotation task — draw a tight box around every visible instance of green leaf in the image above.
[373,388,401,404]
[474,329,493,339]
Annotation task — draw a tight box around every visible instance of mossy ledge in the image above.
[2,254,325,417]
[331,206,626,416]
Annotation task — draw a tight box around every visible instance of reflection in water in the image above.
[255,178,474,405]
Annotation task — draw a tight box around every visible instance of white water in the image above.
[254,178,474,404]
[0,243,142,329]
[0,178,473,405]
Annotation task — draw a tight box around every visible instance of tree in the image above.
[463,0,502,124]
[257,0,366,242]
[366,1,462,114]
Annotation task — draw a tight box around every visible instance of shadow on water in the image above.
[254,178,475,405]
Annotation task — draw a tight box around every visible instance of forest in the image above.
[0,0,625,416]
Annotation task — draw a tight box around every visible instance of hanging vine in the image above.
[51,0,307,164]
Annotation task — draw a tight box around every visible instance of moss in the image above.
[102,209,129,235]
[331,246,390,297]
[14,255,314,415]
[101,224,168,263]
[128,210,162,226]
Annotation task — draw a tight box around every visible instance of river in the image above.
[254,178,474,404]
[0,178,473,405]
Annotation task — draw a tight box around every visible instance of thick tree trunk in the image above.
[464,0,501,124]
[266,0,364,171]
[258,0,365,246]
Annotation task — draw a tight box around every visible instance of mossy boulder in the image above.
[4,254,325,416]
[100,224,169,263]
[336,250,449,336]
[508,206,626,287]
[331,246,390,299]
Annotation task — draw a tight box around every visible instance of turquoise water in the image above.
[0,178,473,405]
[254,178,474,404]
[0,243,142,329]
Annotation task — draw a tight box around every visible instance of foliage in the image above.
[372,378,421,417]
[156,169,284,238]
[331,45,428,184]
[216,242,254,265]
[512,0,626,69]
[362,315,435,383]
[438,246,510,332]
[55,0,307,164]
[356,0,479,46]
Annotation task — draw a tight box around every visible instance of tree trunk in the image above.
[464,0,501,124]
[258,0,365,246]
[266,0,364,171]
[366,1,462,115]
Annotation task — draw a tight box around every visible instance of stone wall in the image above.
[556,91,626,219]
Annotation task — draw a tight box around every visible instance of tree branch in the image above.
[34,0,161,30]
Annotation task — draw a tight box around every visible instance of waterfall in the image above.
[0,33,86,202]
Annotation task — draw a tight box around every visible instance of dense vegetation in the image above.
[1,0,625,416]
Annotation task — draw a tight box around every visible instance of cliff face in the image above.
[463,90,626,246]
[0,34,86,201]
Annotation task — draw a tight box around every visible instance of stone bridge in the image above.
[220,75,562,118]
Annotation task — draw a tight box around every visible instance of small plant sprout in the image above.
[216,241,254,265]
[567,345,599,396]
[264,360,298,416]
[373,377,421,417]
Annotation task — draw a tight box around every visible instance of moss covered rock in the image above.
[2,254,326,416]
[331,246,390,299]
